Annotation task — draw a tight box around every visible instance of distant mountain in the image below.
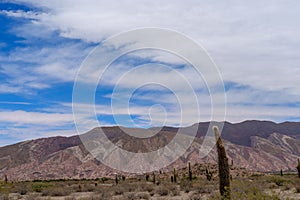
[0,120,299,181]
[162,120,300,146]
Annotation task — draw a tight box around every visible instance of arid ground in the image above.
[1,164,299,200]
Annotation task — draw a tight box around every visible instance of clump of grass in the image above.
[113,185,126,195]
[81,183,95,192]
[269,176,289,187]
[25,193,40,200]
[139,182,155,193]
[13,183,29,195]
[0,194,9,200]
[227,178,281,200]
[180,180,192,193]
[123,192,135,200]
[31,182,53,192]
[155,186,169,196]
[135,192,150,200]
[41,187,71,196]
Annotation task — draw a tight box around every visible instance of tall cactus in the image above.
[188,162,192,181]
[297,158,300,178]
[4,174,7,184]
[173,168,177,183]
[115,174,118,185]
[152,172,156,184]
[213,126,231,199]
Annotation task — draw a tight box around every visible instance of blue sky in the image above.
[0,0,300,146]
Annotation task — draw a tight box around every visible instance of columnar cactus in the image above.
[173,168,177,183]
[4,175,7,184]
[297,158,300,178]
[115,174,118,185]
[214,126,231,199]
[188,162,192,181]
[153,172,156,184]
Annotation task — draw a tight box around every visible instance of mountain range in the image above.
[0,120,299,181]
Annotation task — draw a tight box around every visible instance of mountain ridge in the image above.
[1,120,299,181]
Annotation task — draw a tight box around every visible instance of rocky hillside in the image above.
[162,120,300,146]
[0,121,299,181]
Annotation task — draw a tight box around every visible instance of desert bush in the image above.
[25,193,40,200]
[13,183,28,195]
[270,176,287,186]
[123,192,135,200]
[121,182,138,192]
[113,185,126,195]
[195,184,215,194]
[90,194,107,200]
[135,192,150,200]
[189,193,204,200]
[180,180,192,193]
[31,182,53,192]
[172,189,180,196]
[65,197,76,200]
[159,183,180,196]
[0,194,8,200]
[94,185,105,194]
[139,182,154,193]
[210,191,280,200]
[81,183,95,192]
[41,187,71,196]
[78,197,101,200]
[229,179,281,200]
[155,186,169,196]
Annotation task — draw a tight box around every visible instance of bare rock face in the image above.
[0,121,299,181]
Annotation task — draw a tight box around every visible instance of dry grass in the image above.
[0,173,299,199]
[41,187,71,196]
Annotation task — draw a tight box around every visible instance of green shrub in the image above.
[31,182,53,192]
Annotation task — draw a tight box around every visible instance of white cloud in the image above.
[7,0,298,95]
[0,101,31,105]
[0,0,299,134]
[0,126,77,147]
[0,10,47,19]
[0,42,93,94]
[98,63,206,91]
[0,110,74,125]
[0,84,22,94]
[3,1,300,95]
[0,109,78,146]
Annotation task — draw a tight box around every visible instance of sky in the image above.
[0,0,300,146]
